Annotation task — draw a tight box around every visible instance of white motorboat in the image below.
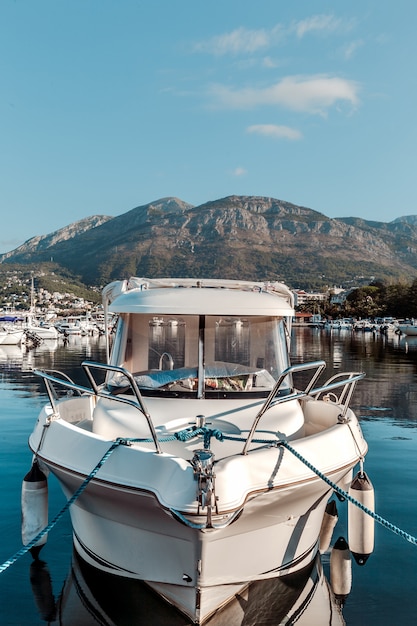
[55,318,84,335]
[323,318,353,331]
[25,277,370,624]
[395,322,417,336]
[23,278,59,339]
[353,320,376,332]
[55,315,100,336]
[0,325,24,345]
[23,320,59,340]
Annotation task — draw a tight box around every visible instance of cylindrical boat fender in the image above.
[319,499,338,554]
[330,536,352,606]
[348,470,375,565]
[21,459,48,558]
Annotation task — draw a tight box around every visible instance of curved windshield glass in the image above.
[109,314,291,397]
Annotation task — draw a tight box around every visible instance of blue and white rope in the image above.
[280,439,417,546]
[0,439,124,574]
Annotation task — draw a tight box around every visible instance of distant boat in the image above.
[23,319,59,341]
[23,277,59,340]
[323,319,353,330]
[353,320,376,332]
[55,314,101,336]
[0,326,24,345]
[0,316,25,345]
[395,322,417,336]
[55,317,83,335]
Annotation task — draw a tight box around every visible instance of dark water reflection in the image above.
[292,327,417,425]
[1,330,417,624]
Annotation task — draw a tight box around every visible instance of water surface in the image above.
[0,330,417,624]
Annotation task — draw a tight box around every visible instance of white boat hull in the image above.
[45,462,350,622]
[25,325,59,340]
[396,324,417,336]
[30,401,363,623]
[26,277,369,624]
[0,329,24,345]
[56,546,344,625]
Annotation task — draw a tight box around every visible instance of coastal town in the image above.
[0,269,100,318]
[1,269,414,348]
[0,271,363,325]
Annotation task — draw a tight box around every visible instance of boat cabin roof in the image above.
[105,277,294,317]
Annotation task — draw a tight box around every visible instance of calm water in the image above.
[0,329,417,625]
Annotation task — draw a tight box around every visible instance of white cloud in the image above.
[193,15,353,56]
[247,124,302,140]
[293,14,347,39]
[193,26,275,56]
[343,39,364,60]
[232,167,248,177]
[208,74,360,115]
[261,56,280,68]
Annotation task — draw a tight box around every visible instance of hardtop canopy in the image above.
[104,277,294,317]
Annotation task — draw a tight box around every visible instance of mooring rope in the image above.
[172,427,417,546]
[0,438,126,575]
[2,425,417,576]
[279,439,417,546]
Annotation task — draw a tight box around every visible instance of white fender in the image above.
[319,499,338,554]
[330,536,352,606]
[21,460,48,558]
[348,470,375,565]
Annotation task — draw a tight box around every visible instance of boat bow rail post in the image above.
[34,369,85,417]
[35,360,365,458]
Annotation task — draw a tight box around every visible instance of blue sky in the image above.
[1,0,416,253]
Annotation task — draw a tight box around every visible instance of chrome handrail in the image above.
[35,359,365,458]
[242,361,326,454]
[34,361,162,453]
[242,361,365,454]
[308,371,365,419]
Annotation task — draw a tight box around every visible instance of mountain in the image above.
[2,196,417,289]
[0,215,112,261]
[391,215,417,226]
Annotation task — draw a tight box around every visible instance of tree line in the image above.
[299,280,417,320]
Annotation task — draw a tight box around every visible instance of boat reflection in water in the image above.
[30,549,345,626]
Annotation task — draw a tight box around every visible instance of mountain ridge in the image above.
[2,195,417,289]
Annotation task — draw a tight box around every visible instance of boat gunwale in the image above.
[30,426,363,518]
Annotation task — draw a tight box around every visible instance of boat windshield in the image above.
[109,314,291,397]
